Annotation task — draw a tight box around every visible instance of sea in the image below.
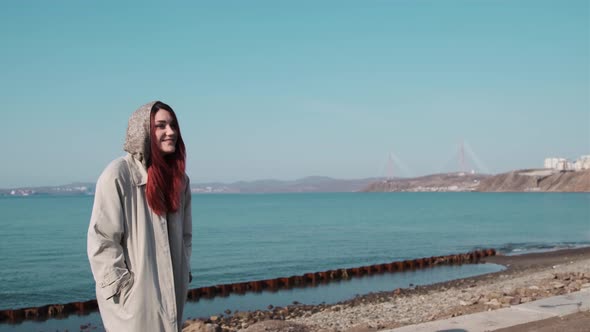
[0,192,589,331]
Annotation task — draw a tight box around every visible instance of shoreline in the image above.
[1,247,587,332]
[183,247,590,332]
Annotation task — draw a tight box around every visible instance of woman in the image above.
[87,101,192,332]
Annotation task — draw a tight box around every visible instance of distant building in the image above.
[574,155,590,171]
[557,159,572,171]
[545,155,588,171]
[544,157,567,170]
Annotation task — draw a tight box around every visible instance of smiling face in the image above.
[153,109,178,155]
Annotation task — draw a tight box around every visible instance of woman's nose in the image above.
[166,125,176,136]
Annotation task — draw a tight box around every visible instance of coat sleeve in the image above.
[184,176,193,276]
[87,167,132,300]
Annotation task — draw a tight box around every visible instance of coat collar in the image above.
[125,154,147,186]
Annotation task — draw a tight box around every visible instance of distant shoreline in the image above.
[2,169,589,196]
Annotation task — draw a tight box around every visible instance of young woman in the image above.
[87,101,192,332]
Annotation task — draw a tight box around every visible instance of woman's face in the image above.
[153,109,178,155]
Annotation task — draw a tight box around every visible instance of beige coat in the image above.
[87,102,192,332]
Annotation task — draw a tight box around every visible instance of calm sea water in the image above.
[0,192,588,328]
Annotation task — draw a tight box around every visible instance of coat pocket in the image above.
[119,271,135,305]
[98,267,131,300]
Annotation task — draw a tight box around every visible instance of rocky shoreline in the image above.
[182,247,590,332]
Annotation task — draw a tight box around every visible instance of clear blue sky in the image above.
[1,0,588,187]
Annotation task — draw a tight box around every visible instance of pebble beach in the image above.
[183,247,590,332]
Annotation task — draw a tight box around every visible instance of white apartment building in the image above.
[574,155,590,171]
[544,157,565,169]
[545,155,590,171]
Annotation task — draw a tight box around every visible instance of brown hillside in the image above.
[476,169,590,192]
[362,173,491,192]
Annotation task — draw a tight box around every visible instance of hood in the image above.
[123,101,157,168]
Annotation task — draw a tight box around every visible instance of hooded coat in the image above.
[87,102,192,332]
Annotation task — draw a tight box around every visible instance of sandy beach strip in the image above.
[182,247,590,332]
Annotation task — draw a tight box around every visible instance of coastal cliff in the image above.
[476,169,590,192]
[362,169,590,192]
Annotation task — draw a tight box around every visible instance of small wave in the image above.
[494,242,590,256]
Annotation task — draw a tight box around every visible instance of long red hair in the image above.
[146,101,186,216]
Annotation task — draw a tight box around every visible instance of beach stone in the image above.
[234,311,250,320]
[487,291,502,299]
[485,299,500,307]
[501,296,514,304]
[317,328,338,332]
[551,282,566,289]
[344,323,375,332]
[182,321,220,332]
[567,282,580,290]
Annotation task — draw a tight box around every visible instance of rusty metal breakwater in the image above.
[0,248,496,324]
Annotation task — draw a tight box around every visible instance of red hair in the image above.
[146,102,186,216]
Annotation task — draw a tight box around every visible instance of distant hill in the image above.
[361,169,590,192]
[361,173,491,192]
[0,177,380,196]
[4,170,588,196]
[476,169,590,192]
[191,176,380,193]
[0,183,95,196]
